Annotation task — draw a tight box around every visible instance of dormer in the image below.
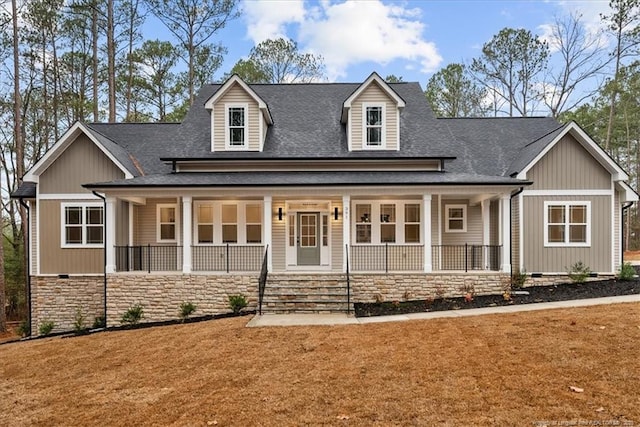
[341,72,406,151]
[205,75,273,152]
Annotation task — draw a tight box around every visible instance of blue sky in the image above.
[164,0,613,85]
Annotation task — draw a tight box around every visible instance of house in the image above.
[12,72,638,333]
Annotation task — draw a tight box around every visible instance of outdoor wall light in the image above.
[334,207,339,220]
[278,207,283,220]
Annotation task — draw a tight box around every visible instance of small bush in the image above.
[228,294,248,314]
[511,269,527,289]
[618,262,636,281]
[18,320,31,337]
[179,301,197,321]
[38,320,55,336]
[73,309,87,334]
[121,304,144,325]
[567,261,591,284]
[92,316,106,329]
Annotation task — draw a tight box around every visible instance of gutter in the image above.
[18,199,31,337]
[92,191,107,325]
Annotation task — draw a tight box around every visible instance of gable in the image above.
[211,82,263,152]
[349,81,400,151]
[527,133,612,190]
[39,133,126,194]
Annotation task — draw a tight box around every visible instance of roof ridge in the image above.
[437,116,553,120]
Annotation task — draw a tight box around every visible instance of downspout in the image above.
[509,187,525,277]
[622,201,634,265]
[18,199,31,336]
[92,191,107,326]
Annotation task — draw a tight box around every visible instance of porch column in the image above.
[482,199,490,269]
[342,195,350,272]
[500,195,511,273]
[423,194,432,272]
[105,197,116,273]
[182,196,192,273]
[263,196,272,271]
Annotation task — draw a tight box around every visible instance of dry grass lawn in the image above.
[1,304,639,426]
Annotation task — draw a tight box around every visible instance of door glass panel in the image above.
[300,214,317,247]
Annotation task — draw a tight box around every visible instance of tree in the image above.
[385,74,404,83]
[425,63,488,117]
[144,0,239,104]
[224,38,325,84]
[471,28,549,116]
[542,12,610,118]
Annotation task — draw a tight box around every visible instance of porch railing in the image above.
[350,244,424,272]
[431,244,501,272]
[115,245,182,272]
[192,245,264,272]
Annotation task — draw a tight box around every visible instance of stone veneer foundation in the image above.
[31,275,104,335]
[106,273,259,327]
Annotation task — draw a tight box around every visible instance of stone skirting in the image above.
[523,274,615,287]
[350,272,510,303]
[106,273,259,327]
[31,275,104,335]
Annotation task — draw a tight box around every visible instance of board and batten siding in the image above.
[350,82,399,151]
[527,134,611,190]
[522,195,611,273]
[39,200,103,274]
[212,83,261,151]
[133,198,181,245]
[441,200,483,245]
[511,197,520,270]
[30,201,37,274]
[39,133,124,194]
[614,190,621,269]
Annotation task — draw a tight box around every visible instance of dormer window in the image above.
[364,103,385,148]
[226,103,248,149]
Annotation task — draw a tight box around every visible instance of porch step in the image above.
[261,274,351,314]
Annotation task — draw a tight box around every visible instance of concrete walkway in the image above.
[246,294,640,327]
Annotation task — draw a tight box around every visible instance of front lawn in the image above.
[1,303,639,426]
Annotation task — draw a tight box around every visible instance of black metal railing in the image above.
[192,245,264,272]
[431,244,501,271]
[350,244,424,272]
[258,245,269,315]
[115,245,182,272]
[345,244,351,315]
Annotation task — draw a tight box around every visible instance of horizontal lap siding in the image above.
[331,198,343,272]
[351,82,398,151]
[116,200,129,246]
[523,195,611,273]
[441,200,482,245]
[272,198,286,271]
[213,83,260,151]
[134,198,181,245]
[527,134,611,190]
[490,200,499,246]
[39,200,103,274]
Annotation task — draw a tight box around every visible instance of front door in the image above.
[297,212,320,265]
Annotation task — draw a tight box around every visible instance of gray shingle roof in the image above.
[11,181,36,198]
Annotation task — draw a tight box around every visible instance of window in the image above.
[61,203,103,247]
[157,204,177,242]
[405,204,420,243]
[197,204,214,244]
[363,103,385,147]
[545,202,590,246]
[445,205,467,233]
[222,204,237,243]
[322,215,328,247]
[355,204,371,243]
[380,204,396,243]
[226,104,248,148]
[245,204,262,244]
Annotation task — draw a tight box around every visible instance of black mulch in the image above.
[353,278,640,317]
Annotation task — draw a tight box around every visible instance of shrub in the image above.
[92,316,106,329]
[511,269,527,289]
[18,320,31,337]
[567,261,591,284]
[228,294,248,314]
[179,301,197,321]
[38,320,55,336]
[618,262,636,281]
[73,309,87,334]
[121,304,144,325]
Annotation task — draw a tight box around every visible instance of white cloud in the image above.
[242,0,442,81]
[242,0,306,42]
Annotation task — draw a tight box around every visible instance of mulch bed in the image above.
[354,278,640,317]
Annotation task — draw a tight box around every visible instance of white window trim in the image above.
[157,203,178,243]
[445,204,467,233]
[362,102,386,149]
[543,201,591,247]
[351,200,422,245]
[225,103,249,150]
[194,202,215,245]
[60,202,104,248]
[192,201,263,246]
